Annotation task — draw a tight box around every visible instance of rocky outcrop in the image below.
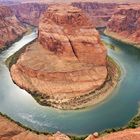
[10,4,109,109]
[11,3,48,26]
[0,115,70,140]
[105,4,140,48]
[86,128,140,140]
[1,113,140,140]
[72,2,118,27]
[0,5,26,49]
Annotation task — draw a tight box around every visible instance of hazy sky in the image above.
[19,0,140,3]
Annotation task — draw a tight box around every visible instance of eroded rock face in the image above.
[39,4,107,65]
[0,115,70,140]
[72,2,118,27]
[86,128,140,140]
[8,2,118,28]
[0,5,26,49]
[105,4,140,47]
[11,3,48,26]
[11,4,107,109]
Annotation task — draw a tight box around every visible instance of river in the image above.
[0,30,140,136]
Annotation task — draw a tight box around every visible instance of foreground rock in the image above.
[0,113,140,140]
[0,5,26,50]
[0,115,70,140]
[86,128,140,140]
[10,4,120,110]
[105,4,140,48]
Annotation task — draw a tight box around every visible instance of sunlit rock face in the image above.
[0,5,26,49]
[86,128,140,140]
[39,4,107,65]
[11,4,107,109]
[105,4,140,47]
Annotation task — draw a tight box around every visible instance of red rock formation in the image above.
[11,3,48,26]
[0,115,70,140]
[39,5,107,65]
[11,4,108,109]
[72,2,118,27]
[0,5,26,49]
[9,2,118,28]
[86,128,140,140]
[105,4,140,48]
[1,113,140,140]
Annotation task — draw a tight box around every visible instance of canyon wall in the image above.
[72,2,118,27]
[5,2,118,28]
[0,5,26,49]
[105,4,140,48]
[11,3,48,26]
[10,4,108,109]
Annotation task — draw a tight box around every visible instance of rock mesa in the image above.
[11,4,108,109]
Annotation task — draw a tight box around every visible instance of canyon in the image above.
[0,1,140,140]
[105,4,140,48]
[0,2,119,28]
[0,5,26,50]
[9,4,120,110]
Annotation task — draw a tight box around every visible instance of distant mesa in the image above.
[105,4,140,48]
[0,5,26,49]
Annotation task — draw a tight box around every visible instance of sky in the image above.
[0,0,140,4]
[15,0,140,4]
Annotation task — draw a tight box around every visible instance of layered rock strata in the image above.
[0,5,26,49]
[5,2,118,28]
[11,3,48,26]
[105,4,140,48]
[0,115,70,140]
[72,2,118,27]
[10,4,118,110]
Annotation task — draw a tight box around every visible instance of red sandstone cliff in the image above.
[72,2,118,27]
[7,2,118,28]
[105,4,140,48]
[10,4,108,109]
[11,3,48,26]
[0,5,26,49]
